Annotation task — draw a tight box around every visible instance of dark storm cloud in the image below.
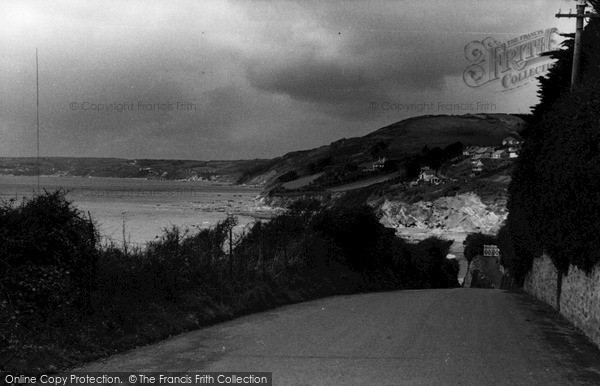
[239,0,552,121]
[1,0,572,159]
[248,59,369,103]
[245,33,452,110]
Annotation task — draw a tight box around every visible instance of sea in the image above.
[0,175,270,249]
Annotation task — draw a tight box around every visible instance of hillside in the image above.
[238,113,525,188]
[0,114,524,191]
[248,113,524,242]
[0,157,270,183]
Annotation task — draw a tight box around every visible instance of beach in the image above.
[0,175,279,248]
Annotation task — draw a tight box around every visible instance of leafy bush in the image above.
[0,192,98,312]
[409,237,457,288]
[0,191,97,273]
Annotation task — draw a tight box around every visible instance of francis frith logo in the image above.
[463,28,559,90]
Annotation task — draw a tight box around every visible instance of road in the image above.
[78,289,600,385]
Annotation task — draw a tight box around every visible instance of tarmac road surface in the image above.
[78,289,600,385]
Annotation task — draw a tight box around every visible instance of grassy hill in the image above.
[238,113,525,189]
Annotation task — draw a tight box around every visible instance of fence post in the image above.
[229,224,233,278]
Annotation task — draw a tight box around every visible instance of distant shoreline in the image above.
[0,175,274,247]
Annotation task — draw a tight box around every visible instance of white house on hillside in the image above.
[372,157,386,170]
[492,149,507,159]
[476,147,494,158]
[502,136,522,146]
[472,160,484,172]
[418,168,441,185]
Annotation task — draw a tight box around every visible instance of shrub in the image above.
[0,191,98,311]
[311,204,391,271]
[409,237,455,288]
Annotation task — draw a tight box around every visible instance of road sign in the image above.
[484,244,500,257]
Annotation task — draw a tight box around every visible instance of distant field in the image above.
[282,172,324,190]
[327,171,402,192]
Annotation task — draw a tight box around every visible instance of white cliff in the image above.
[378,192,506,235]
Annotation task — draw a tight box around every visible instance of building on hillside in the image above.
[476,147,494,158]
[372,157,387,170]
[492,149,507,159]
[463,146,479,156]
[472,159,484,173]
[502,136,522,147]
[418,168,441,185]
[508,147,519,158]
[471,154,482,163]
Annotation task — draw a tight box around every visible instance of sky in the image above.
[0,0,576,160]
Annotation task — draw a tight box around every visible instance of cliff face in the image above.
[377,192,506,235]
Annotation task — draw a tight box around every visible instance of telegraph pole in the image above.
[556,0,600,90]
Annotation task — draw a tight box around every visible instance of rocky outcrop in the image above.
[378,192,506,234]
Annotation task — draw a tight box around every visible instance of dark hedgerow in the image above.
[507,74,600,278]
[1,193,460,372]
[505,2,600,281]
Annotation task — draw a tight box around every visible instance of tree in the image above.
[409,237,454,288]
[368,140,389,158]
[506,1,600,280]
[312,205,387,270]
[443,141,464,159]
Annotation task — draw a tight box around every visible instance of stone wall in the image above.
[524,254,600,348]
[560,263,600,349]
[523,254,557,308]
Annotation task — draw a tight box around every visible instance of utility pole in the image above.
[556,0,600,90]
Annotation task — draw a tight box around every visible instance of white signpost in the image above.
[483,244,500,258]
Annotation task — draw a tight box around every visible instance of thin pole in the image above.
[571,2,586,90]
[36,48,40,193]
